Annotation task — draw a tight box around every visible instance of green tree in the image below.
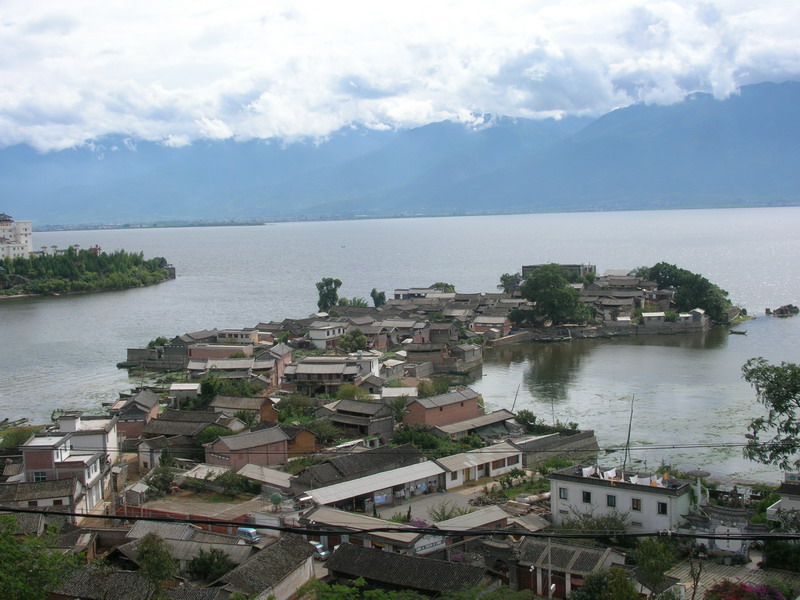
[520,264,589,325]
[336,383,371,401]
[0,515,80,600]
[159,447,176,468]
[497,273,521,294]
[370,288,386,307]
[633,538,676,594]
[430,282,456,293]
[234,409,258,427]
[187,547,236,582]
[569,568,640,600]
[316,278,342,312]
[305,418,341,443]
[337,297,369,307]
[742,358,800,470]
[338,328,368,352]
[387,395,409,422]
[137,532,178,592]
[514,409,538,430]
[147,336,169,349]
[0,426,37,449]
[196,426,237,447]
[144,465,176,494]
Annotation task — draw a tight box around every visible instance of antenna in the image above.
[510,384,521,412]
[622,394,635,473]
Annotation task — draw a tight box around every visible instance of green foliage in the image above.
[338,328,368,352]
[316,277,342,312]
[159,447,176,468]
[285,455,322,475]
[0,248,170,296]
[147,336,169,349]
[569,568,640,600]
[508,308,534,327]
[514,409,537,429]
[633,538,677,593]
[337,297,369,307]
[641,261,731,322]
[537,457,577,474]
[305,418,342,444]
[426,500,474,522]
[664,311,678,322]
[299,579,528,600]
[370,288,386,307]
[0,515,80,600]
[520,264,590,325]
[391,425,483,459]
[234,409,258,427]
[137,532,178,589]
[0,426,38,449]
[497,273,522,294]
[552,509,631,546]
[514,410,581,436]
[416,379,449,398]
[144,465,176,494]
[430,282,456,293]
[213,470,261,496]
[187,547,236,582]
[196,426,237,447]
[742,358,800,470]
[336,384,371,401]
[387,395,409,422]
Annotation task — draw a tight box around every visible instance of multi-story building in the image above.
[0,213,33,259]
[549,464,691,531]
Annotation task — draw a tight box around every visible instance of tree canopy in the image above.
[0,515,79,600]
[137,532,178,589]
[370,288,386,307]
[568,568,640,600]
[430,281,456,293]
[497,273,522,294]
[742,358,800,470]
[316,277,342,312]
[520,264,589,325]
[338,328,368,352]
[638,262,731,322]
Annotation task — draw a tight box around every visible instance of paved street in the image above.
[376,484,485,522]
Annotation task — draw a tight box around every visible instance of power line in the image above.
[2,504,799,542]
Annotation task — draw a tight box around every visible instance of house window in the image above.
[53,499,64,506]
[28,501,38,507]
[582,491,592,503]
[631,498,642,511]
[559,488,568,500]
[439,407,443,412]
[451,471,458,481]
[33,472,46,482]
[492,459,505,470]
[606,494,616,508]
[658,502,668,515]
[507,455,519,466]
[631,521,643,527]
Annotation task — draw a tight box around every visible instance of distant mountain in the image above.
[1,82,798,226]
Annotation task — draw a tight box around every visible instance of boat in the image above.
[729,330,747,335]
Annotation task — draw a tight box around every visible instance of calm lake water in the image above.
[2,207,799,480]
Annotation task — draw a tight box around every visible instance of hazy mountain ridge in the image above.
[2,82,798,226]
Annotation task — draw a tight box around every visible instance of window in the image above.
[53,499,64,506]
[631,498,642,511]
[582,491,592,503]
[451,471,458,481]
[658,502,668,515]
[559,488,568,500]
[33,471,46,482]
[631,521,643,527]
[492,459,505,470]
[507,455,519,466]
[28,501,38,507]
[606,494,616,508]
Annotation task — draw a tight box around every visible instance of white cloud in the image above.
[0,0,798,151]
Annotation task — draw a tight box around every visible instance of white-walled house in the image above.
[57,412,119,462]
[549,465,692,531]
[436,442,522,489]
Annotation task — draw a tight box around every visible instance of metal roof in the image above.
[237,464,293,488]
[435,410,515,435]
[302,506,421,544]
[436,442,520,471]
[435,505,509,530]
[307,461,445,505]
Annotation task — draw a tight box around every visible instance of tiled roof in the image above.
[158,409,222,423]
[0,478,78,502]
[412,388,480,409]
[435,410,515,435]
[142,419,210,437]
[326,543,484,593]
[53,567,155,600]
[210,395,268,411]
[218,534,314,594]
[215,427,289,450]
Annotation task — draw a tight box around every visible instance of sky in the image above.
[1,0,799,152]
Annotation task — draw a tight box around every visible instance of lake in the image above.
[2,207,799,480]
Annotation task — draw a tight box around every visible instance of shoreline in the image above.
[0,277,173,301]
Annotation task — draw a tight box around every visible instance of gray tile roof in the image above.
[412,388,480,409]
[326,543,484,593]
[0,478,78,502]
[53,567,155,600]
[209,395,268,412]
[215,427,289,450]
[218,534,314,595]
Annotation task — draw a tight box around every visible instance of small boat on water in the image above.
[729,330,747,335]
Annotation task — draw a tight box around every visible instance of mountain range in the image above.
[2,81,799,227]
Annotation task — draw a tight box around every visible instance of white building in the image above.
[436,441,522,489]
[549,464,692,531]
[0,213,33,259]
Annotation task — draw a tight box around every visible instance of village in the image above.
[2,265,797,600]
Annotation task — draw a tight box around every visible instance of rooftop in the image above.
[435,409,516,435]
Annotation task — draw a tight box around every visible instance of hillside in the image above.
[1,81,798,226]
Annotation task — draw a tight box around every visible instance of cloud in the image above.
[0,0,798,152]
